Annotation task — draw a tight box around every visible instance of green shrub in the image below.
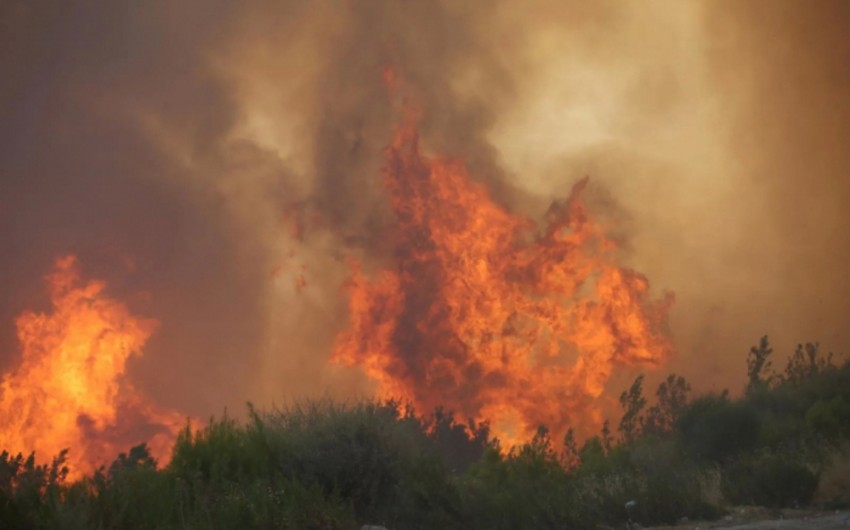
[678,395,761,462]
[805,396,850,439]
[168,400,463,530]
[459,437,583,530]
[721,453,819,508]
[629,440,723,524]
[568,440,721,527]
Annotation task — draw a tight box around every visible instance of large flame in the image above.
[0,256,184,480]
[333,105,674,444]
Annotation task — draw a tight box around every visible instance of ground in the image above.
[646,508,850,530]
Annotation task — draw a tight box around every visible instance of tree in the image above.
[645,374,692,435]
[578,436,606,468]
[561,428,579,468]
[783,342,833,384]
[427,406,493,473]
[747,336,774,394]
[108,443,156,477]
[618,375,647,444]
[600,420,613,453]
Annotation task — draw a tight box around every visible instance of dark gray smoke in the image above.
[1,1,848,421]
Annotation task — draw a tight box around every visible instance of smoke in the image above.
[478,0,850,393]
[1,0,848,423]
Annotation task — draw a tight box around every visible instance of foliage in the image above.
[460,428,582,530]
[783,342,833,384]
[678,394,761,463]
[644,374,691,436]
[747,335,775,394]
[618,374,647,444]
[167,400,462,530]
[720,453,819,508]
[0,337,848,528]
[0,449,68,530]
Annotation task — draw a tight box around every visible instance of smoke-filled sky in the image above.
[2,1,848,419]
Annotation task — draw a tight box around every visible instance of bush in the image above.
[167,400,464,530]
[813,443,850,508]
[459,436,583,530]
[721,453,819,508]
[678,395,761,462]
[805,396,850,440]
[459,432,721,529]
[567,440,722,526]
[628,440,724,524]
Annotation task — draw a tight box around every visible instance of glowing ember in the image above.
[333,104,674,445]
[0,256,184,480]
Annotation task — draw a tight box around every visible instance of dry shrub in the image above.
[813,444,850,508]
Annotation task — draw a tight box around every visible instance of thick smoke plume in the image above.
[1,0,848,433]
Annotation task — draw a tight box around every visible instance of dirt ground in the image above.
[645,507,850,530]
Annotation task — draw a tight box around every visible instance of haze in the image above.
[1,1,848,421]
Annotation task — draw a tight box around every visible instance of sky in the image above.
[1,0,848,420]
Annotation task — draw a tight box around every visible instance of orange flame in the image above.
[0,255,184,480]
[333,108,674,445]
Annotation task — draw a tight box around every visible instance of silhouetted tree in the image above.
[600,420,613,452]
[527,425,554,458]
[561,427,579,468]
[427,406,493,473]
[645,374,692,435]
[618,375,647,444]
[747,335,775,394]
[783,342,833,384]
[108,443,156,478]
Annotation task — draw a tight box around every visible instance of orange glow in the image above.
[0,256,184,480]
[333,103,674,445]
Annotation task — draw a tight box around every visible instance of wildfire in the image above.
[0,256,184,480]
[332,97,674,444]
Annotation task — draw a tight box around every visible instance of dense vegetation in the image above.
[2,338,848,529]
